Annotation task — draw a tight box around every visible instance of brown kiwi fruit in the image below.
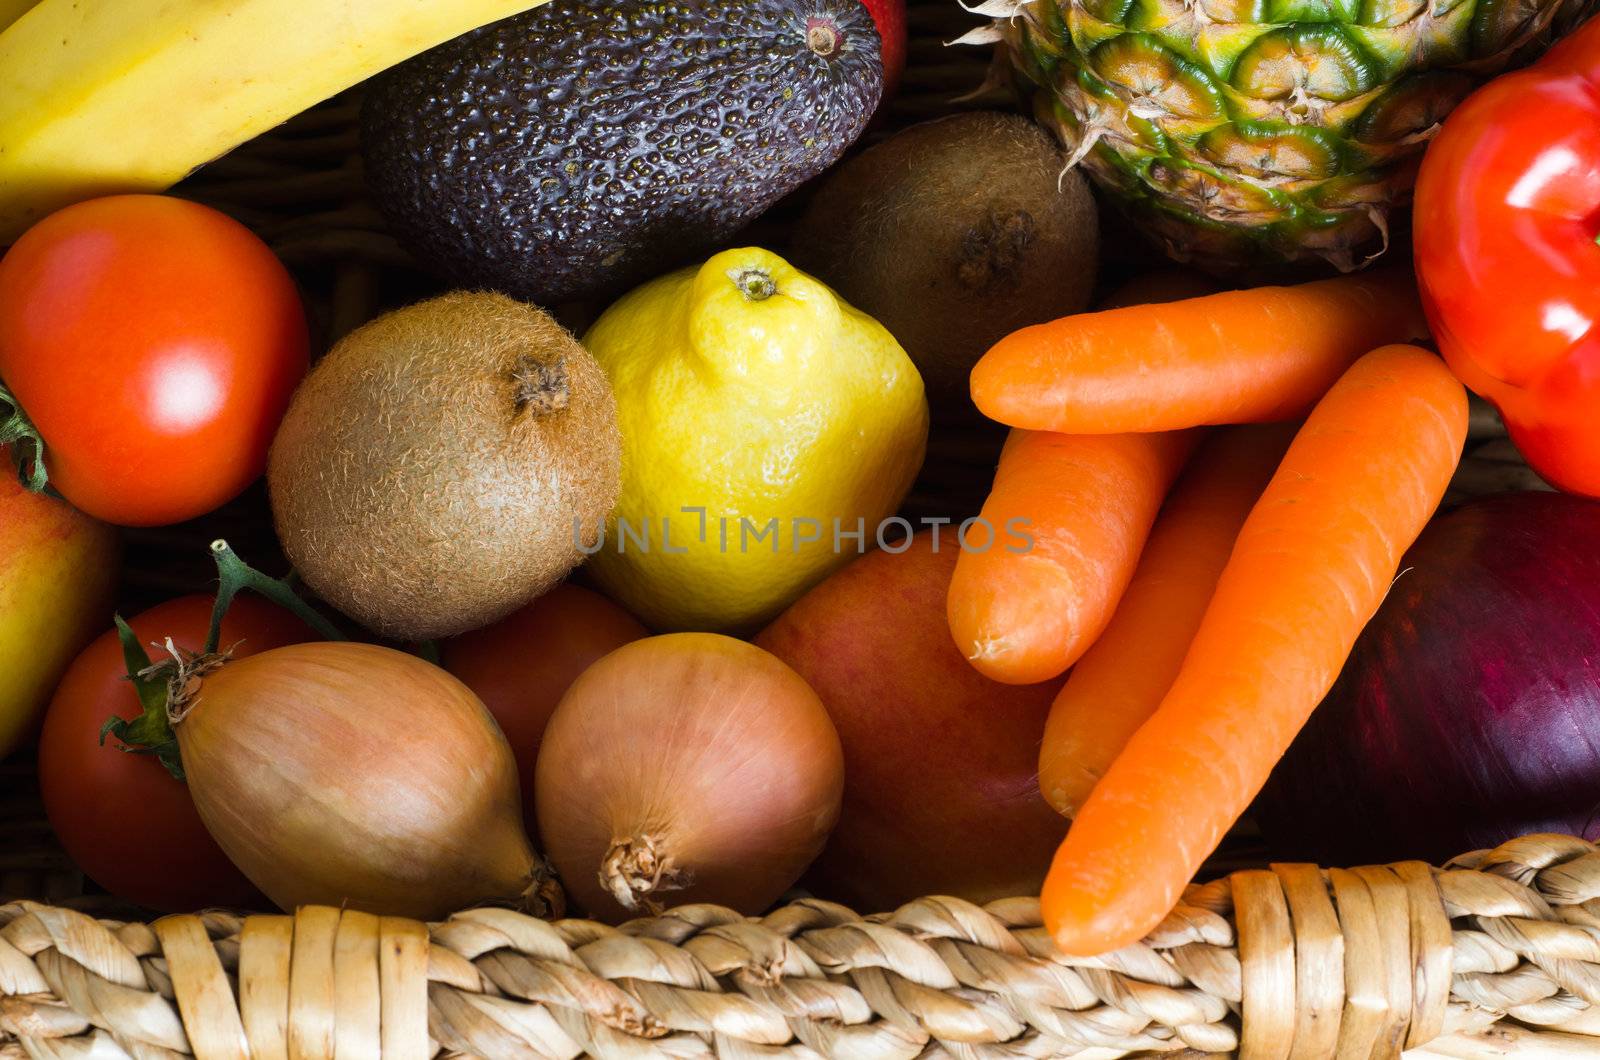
[267,292,622,641]
[790,111,1098,404]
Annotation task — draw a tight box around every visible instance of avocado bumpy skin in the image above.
[361,0,883,306]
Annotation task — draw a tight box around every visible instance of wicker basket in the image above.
[0,2,1578,1056]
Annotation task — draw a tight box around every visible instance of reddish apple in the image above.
[756,532,1065,909]
[0,450,119,759]
[443,583,647,833]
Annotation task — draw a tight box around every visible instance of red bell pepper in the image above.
[1415,16,1600,497]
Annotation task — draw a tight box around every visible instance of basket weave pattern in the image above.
[3,834,1599,1057]
[0,1,1580,1056]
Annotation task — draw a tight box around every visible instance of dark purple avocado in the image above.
[1258,491,1600,865]
[360,0,883,305]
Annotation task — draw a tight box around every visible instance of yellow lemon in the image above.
[583,247,928,632]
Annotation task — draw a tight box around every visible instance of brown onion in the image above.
[535,633,843,920]
[175,641,553,920]
[442,583,647,840]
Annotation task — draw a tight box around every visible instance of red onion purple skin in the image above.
[1257,491,1600,866]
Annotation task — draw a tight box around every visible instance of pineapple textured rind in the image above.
[995,0,1598,270]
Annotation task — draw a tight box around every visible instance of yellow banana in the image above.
[0,0,546,242]
[0,0,35,34]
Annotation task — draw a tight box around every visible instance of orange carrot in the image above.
[971,271,1428,434]
[1096,269,1220,310]
[1038,423,1296,818]
[1042,345,1467,956]
[947,429,1196,686]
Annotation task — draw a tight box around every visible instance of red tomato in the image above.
[1413,15,1600,494]
[442,583,646,836]
[0,195,308,526]
[38,594,314,911]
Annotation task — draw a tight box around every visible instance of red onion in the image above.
[1258,491,1600,864]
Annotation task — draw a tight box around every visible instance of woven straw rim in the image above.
[2,833,1599,1057]
[0,3,1574,1057]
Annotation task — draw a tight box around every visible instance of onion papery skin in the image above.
[177,641,542,920]
[442,583,647,841]
[1259,492,1600,865]
[535,633,844,922]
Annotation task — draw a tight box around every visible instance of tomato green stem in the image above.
[203,539,347,655]
[0,379,48,493]
[100,543,347,781]
[100,615,187,780]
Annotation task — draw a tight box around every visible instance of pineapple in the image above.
[973,0,1597,271]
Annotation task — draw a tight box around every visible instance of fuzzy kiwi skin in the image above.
[790,112,1098,404]
[267,293,622,641]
